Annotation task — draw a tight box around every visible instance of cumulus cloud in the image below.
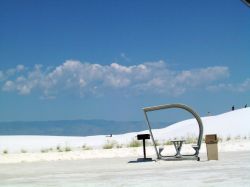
[207,78,250,93]
[0,60,230,98]
[0,64,26,82]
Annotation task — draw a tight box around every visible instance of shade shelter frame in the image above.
[143,103,203,160]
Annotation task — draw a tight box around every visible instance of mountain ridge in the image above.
[0,119,171,136]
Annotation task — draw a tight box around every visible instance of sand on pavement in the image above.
[0,151,250,187]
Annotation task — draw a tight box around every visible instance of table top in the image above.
[170,140,186,142]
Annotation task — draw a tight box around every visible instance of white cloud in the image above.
[175,66,230,87]
[0,60,230,97]
[0,64,26,82]
[110,63,132,73]
[2,80,15,91]
[16,64,25,72]
[207,78,250,93]
[238,79,250,92]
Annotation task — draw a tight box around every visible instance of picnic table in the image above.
[171,140,185,158]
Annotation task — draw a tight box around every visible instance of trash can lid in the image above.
[205,134,218,144]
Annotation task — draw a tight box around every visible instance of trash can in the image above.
[205,134,218,160]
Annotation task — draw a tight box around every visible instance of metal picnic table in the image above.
[171,140,185,158]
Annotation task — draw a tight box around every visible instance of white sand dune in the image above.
[111,108,250,145]
[0,108,250,164]
[148,107,250,140]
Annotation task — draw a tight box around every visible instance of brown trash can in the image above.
[205,134,218,160]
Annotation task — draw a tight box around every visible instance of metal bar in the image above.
[143,139,146,159]
[143,110,160,159]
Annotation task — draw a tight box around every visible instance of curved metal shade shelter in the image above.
[143,103,203,159]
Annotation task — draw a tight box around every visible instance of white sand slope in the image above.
[149,107,250,140]
[0,108,250,154]
[111,108,250,144]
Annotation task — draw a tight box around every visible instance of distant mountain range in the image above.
[0,119,172,136]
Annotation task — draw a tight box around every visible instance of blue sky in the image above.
[0,0,249,122]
